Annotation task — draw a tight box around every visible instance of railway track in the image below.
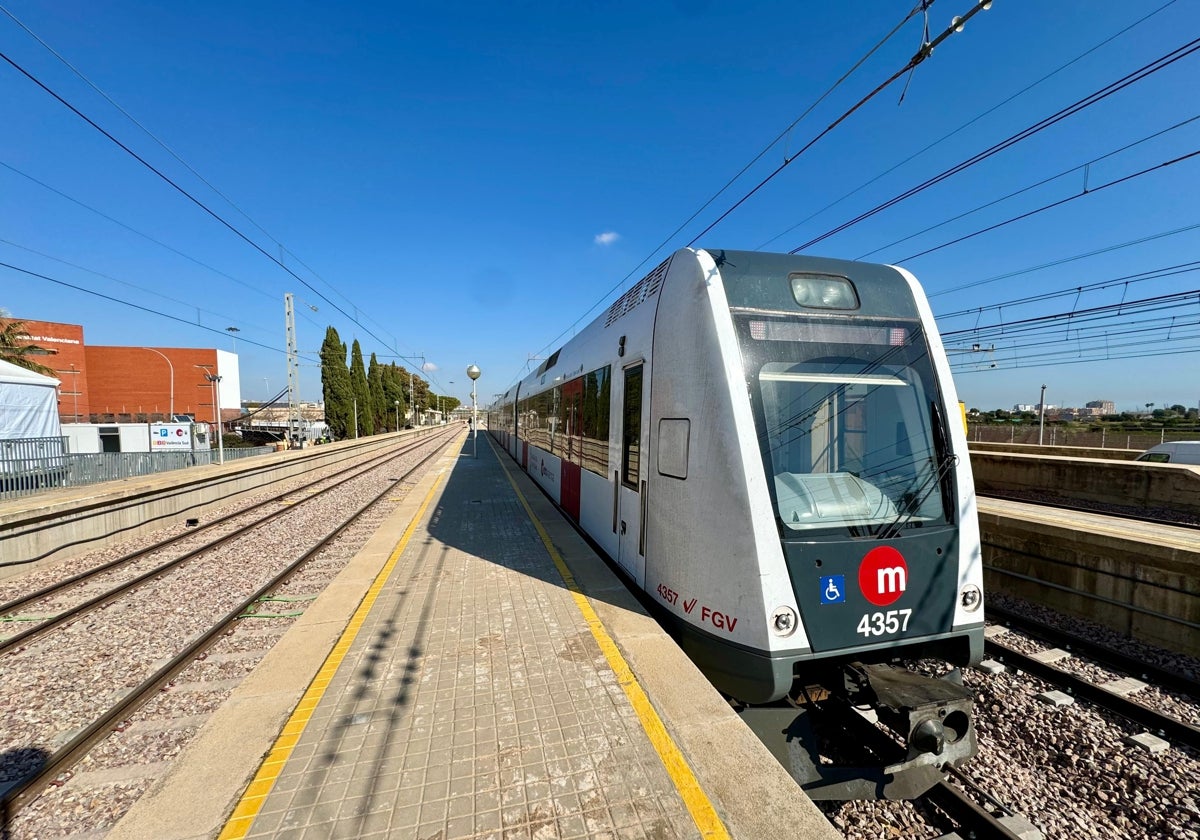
[0,429,460,823]
[984,623,1200,751]
[0,431,453,652]
[987,603,1200,698]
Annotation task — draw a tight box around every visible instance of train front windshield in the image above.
[738,317,952,535]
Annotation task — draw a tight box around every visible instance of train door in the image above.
[616,363,646,584]
[560,379,582,521]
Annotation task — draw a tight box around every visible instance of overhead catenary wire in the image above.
[507,0,993,393]
[757,0,1181,251]
[926,221,1200,299]
[936,259,1200,323]
[856,113,1200,261]
[0,3,413,360]
[943,288,1200,372]
[690,0,997,250]
[0,47,402,361]
[0,260,317,363]
[788,35,1200,254]
[0,162,284,308]
[891,148,1200,263]
[0,237,289,344]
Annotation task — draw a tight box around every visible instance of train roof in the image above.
[699,249,921,320]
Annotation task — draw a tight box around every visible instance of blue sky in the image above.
[2,1,1198,413]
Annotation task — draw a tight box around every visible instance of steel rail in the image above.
[0,430,457,654]
[985,639,1200,749]
[0,433,444,619]
[921,775,1028,840]
[987,604,1200,699]
[0,430,458,821]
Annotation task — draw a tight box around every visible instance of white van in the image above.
[1136,441,1200,465]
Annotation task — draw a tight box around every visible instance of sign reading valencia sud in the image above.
[149,423,193,450]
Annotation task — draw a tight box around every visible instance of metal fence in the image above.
[0,436,275,501]
[967,425,1199,451]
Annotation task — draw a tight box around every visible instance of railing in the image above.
[0,437,275,501]
[967,425,1198,451]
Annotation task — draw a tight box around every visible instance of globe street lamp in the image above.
[467,364,481,458]
[394,399,400,432]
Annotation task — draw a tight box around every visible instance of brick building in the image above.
[5,318,241,425]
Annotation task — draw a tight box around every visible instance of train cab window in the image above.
[754,356,948,534]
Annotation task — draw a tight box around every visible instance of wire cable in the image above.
[926,221,1200,298]
[0,161,285,306]
[757,0,1181,251]
[505,0,992,394]
[0,236,283,341]
[692,0,997,250]
[0,260,317,362]
[892,148,1200,263]
[856,113,1200,260]
[788,35,1200,253]
[0,2,411,358]
[936,260,1200,323]
[0,47,400,358]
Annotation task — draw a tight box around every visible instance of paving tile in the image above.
[239,442,702,839]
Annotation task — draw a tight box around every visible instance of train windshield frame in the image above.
[735,314,953,537]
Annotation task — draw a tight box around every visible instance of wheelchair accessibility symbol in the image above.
[819,575,846,605]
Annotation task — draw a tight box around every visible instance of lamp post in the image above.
[141,347,174,420]
[394,399,400,432]
[467,364,481,458]
[409,372,414,427]
[1038,384,1047,446]
[203,373,224,465]
[225,326,240,352]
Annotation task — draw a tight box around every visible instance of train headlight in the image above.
[960,584,982,612]
[771,606,798,637]
[789,273,859,310]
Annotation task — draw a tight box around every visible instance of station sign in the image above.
[150,423,193,450]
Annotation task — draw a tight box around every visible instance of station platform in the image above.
[109,432,837,840]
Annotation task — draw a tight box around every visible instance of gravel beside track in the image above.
[0,434,453,839]
[826,594,1200,840]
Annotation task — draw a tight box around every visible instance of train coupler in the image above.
[739,663,976,800]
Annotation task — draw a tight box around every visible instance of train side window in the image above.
[581,366,611,476]
[622,365,643,488]
[657,418,689,480]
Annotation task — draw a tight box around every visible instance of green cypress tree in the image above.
[382,362,405,430]
[367,353,388,434]
[349,340,372,437]
[319,327,352,440]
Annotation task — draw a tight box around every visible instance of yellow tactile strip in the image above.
[217,468,447,839]
[494,451,731,840]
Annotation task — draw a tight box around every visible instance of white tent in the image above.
[0,358,61,439]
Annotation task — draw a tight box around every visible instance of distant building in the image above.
[1,318,241,425]
[1085,400,1115,415]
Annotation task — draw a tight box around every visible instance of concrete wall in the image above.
[980,505,1200,658]
[970,450,1200,520]
[0,430,433,580]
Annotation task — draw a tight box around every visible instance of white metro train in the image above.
[488,248,984,794]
